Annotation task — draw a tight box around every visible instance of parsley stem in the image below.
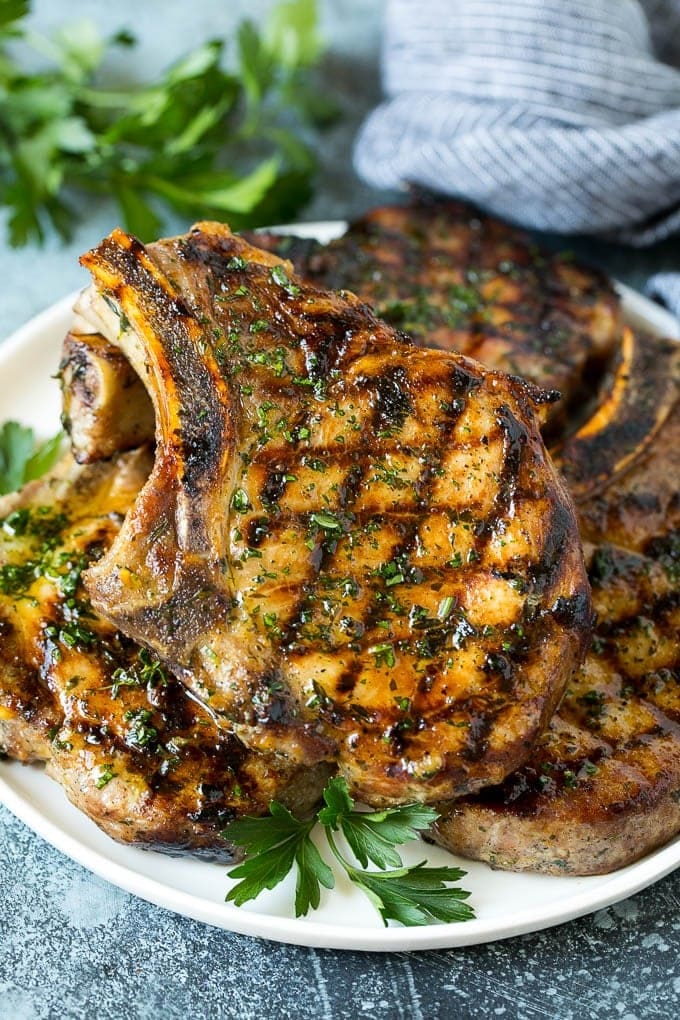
[324,825,367,885]
[324,826,347,873]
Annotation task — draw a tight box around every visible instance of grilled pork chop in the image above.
[74,222,591,806]
[0,452,329,855]
[249,197,622,433]
[60,199,622,465]
[432,332,680,873]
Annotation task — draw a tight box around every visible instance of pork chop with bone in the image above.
[71,222,590,806]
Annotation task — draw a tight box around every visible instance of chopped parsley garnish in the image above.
[231,488,251,514]
[123,708,159,749]
[249,319,270,334]
[368,642,396,668]
[95,765,116,789]
[310,511,341,530]
[270,264,301,297]
[109,649,167,698]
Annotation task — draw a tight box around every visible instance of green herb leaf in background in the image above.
[0,0,338,246]
[222,776,475,928]
[0,420,63,494]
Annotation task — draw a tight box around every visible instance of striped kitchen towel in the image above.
[354,0,680,317]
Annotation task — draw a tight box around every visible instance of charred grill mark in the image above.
[551,590,593,630]
[298,316,356,386]
[336,671,358,695]
[180,414,227,497]
[364,365,413,433]
[588,543,644,587]
[180,234,247,281]
[496,403,529,500]
[471,742,611,816]
[338,461,364,506]
[644,530,680,582]
[482,651,516,693]
[246,516,271,549]
[260,466,290,509]
[470,402,529,555]
[525,500,575,601]
[463,709,493,764]
[450,363,482,395]
[595,590,679,641]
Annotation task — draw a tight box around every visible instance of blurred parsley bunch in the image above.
[0,0,338,245]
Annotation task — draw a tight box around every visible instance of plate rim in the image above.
[1,220,678,952]
[2,764,680,951]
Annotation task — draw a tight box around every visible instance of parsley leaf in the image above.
[225,801,334,916]
[346,862,475,927]
[318,776,439,870]
[222,777,475,927]
[0,0,338,246]
[0,421,63,495]
[293,831,335,916]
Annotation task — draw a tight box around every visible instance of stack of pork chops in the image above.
[1,197,678,874]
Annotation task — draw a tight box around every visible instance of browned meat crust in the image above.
[248,197,623,434]
[0,452,329,857]
[60,198,622,465]
[75,222,590,806]
[432,333,680,874]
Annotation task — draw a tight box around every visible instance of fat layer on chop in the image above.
[432,332,680,874]
[0,452,329,857]
[74,221,591,806]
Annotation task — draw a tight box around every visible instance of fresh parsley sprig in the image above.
[0,420,63,495]
[223,776,475,927]
[0,0,337,246]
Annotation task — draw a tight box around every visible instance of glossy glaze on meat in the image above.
[0,453,329,857]
[75,222,590,806]
[249,197,622,434]
[61,197,622,465]
[432,332,680,873]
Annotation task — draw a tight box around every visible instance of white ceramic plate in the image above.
[1,222,679,952]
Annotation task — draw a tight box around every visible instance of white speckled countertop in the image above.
[1,3,679,1017]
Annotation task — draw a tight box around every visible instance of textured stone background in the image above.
[1,3,679,1018]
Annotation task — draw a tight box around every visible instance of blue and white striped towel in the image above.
[354,0,680,317]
